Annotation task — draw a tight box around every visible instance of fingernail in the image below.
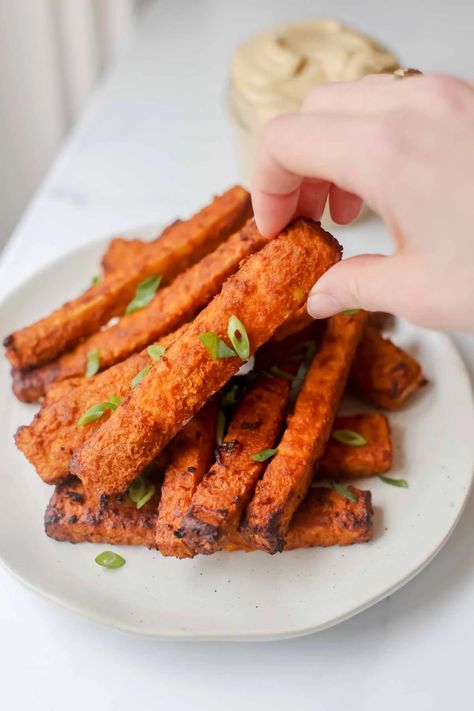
[307,291,343,318]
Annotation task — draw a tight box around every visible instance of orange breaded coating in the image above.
[282,486,373,549]
[15,327,187,484]
[319,412,393,480]
[4,186,251,370]
[102,219,183,274]
[12,221,268,402]
[156,400,218,558]
[70,219,342,499]
[45,477,159,546]
[351,325,426,410]
[180,369,295,555]
[271,305,315,342]
[241,311,368,554]
[45,480,373,551]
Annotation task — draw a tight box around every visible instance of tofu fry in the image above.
[45,480,373,550]
[45,477,159,546]
[318,413,393,480]
[70,218,342,499]
[102,219,183,274]
[13,220,269,402]
[241,311,368,554]
[15,327,187,484]
[271,305,315,342]
[351,325,426,410]
[281,486,373,549]
[156,400,218,558]
[180,367,296,555]
[4,186,251,370]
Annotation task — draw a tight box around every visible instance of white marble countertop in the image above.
[0,1,473,709]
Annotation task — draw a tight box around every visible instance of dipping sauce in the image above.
[228,19,399,185]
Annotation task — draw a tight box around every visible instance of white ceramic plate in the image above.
[0,231,473,641]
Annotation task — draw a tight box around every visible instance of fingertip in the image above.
[328,186,363,225]
[307,291,344,319]
[251,187,300,238]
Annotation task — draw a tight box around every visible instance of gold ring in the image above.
[393,67,423,80]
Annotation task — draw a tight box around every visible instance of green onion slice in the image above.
[95,551,126,569]
[216,410,226,445]
[91,275,101,286]
[108,394,122,408]
[227,315,250,360]
[128,476,147,503]
[128,477,155,508]
[341,309,360,316]
[131,364,151,389]
[136,484,156,509]
[199,332,236,360]
[331,482,358,502]
[332,429,367,447]
[125,275,162,315]
[85,350,100,378]
[379,475,409,488]
[250,448,278,462]
[147,344,165,361]
[77,395,122,426]
[268,366,295,381]
[221,384,240,409]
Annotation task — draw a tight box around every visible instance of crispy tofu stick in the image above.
[241,311,368,554]
[15,327,187,484]
[351,325,426,410]
[318,413,393,480]
[271,305,315,342]
[279,486,372,549]
[230,486,373,551]
[13,220,268,402]
[70,219,342,499]
[101,219,183,274]
[180,367,297,555]
[4,186,251,370]
[45,479,373,550]
[156,400,218,558]
[45,477,159,546]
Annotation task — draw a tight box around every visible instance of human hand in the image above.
[251,73,474,332]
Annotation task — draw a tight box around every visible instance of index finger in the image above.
[251,112,381,236]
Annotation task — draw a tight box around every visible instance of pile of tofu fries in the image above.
[6,186,426,558]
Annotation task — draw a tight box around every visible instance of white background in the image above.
[0,1,473,709]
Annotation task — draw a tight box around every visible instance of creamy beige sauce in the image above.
[230,19,399,131]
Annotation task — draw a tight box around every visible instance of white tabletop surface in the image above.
[1,1,473,709]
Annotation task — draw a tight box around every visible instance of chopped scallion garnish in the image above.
[379,475,409,488]
[268,366,295,381]
[128,476,147,503]
[147,344,165,361]
[250,448,278,462]
[341,309,360,316]
[221,384,241,409]
[136,483,156,509]
[227,315,250,360]
[131,364,151,389]
[85,350,100,378]
[95,551,126,569]
[332,429,367,447]
[125,275,162,315]
[128,477,155,508]
[77,395,122,426]
[199,332,236,359]
[331,482,358,502]
[91,275,101,286]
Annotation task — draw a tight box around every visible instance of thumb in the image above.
[307,253,408,318]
